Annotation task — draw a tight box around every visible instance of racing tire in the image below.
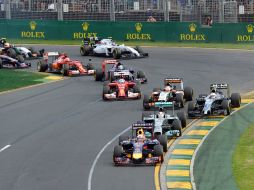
[87,63,95,70]
[137,70,146,78]
[118,135,129,145]
[143,94,151,110]
[184,86,194,101]
[176,93,184,108]
[134,46,144,53]
[16,55,25,63]
[80,45,91,56]
[28,47,36,54]
[103,86,110,100]
[0,58,2,69]
[157,135,168,152]
[172,120,182,136]
[231,93,241,108]
[113,145,123,158]
[95,68,103,81]
[62,64,69,76]
[187,101,195,117]
[37,60,48,72]
[153,145,164,162]
[113,48,121,59]
[133,85,141,93]
[7,48,17,58]
[177,112,187,128]
[153,88,161,92]
[222,99,231,116]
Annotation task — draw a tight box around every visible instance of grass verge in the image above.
[233,123,254,190]
[0,69,46,92]
[9,39,254,50]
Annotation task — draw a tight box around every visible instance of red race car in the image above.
[103,78,141,100]
[37,52,95,76]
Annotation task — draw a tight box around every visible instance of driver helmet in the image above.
[157,110,165,118]
[211,86,216,93]
[118,65,124,70]
[4,43,10,48]
[118,78,125,83]
[137,129,145,142]
[209,92,216,99]
[164,85,172,92]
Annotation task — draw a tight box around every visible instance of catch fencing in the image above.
[0,0,254,23]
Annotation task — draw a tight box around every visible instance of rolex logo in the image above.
[135,23,142,33]
[29,21,37,31]
[82,22,89,31]
[246,24,253,33]
[189,23,196,33]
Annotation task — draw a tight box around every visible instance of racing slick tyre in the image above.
[7,48,17,58]
[133,85,141,99]
[222,99,231,116]
[172,120,182,136]
[113,145,123,158]
[176,93,184,108]
[134,46,144,53]
[102,86,110,100]
[177,112,187,128]
[153,145,164,162]
[231,93,241,108]
[118,135,129,145]
[16,55,25,63]
[0,58,2,69]
[184,86,194,101]
[80,46,91,56]
[157,135,168,152]
[37,60,48,72]
[143,94,151,110]
[113,48,121,59]
[153,88,161,92]
[95,68,103,81]
[187,101,195,117]
[62,64,69,76]
[137,71,146,78]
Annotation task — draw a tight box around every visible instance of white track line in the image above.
[0,145,11,153]
[87,126,131,190]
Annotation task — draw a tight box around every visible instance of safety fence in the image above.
[0,19,254,43]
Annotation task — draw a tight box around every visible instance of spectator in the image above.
[147,16,156,22]
[206,16,213,26]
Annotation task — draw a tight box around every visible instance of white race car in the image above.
[80,38,148,59]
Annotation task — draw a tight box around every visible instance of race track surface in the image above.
[0,45,254,190]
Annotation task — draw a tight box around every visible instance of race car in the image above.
[143,78,193,110]
[142,102,186,144]
[37,52,95,76]
[0,54,31,69]
[113,123,165,166]
[0,38,43,59]
[187,83,241,117]
[94,59,147,83]
[102,78,141,100]
[80,37,148,59]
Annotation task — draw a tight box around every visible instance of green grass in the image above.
[0,69,46,92]
[233,123,254,190]
[9,39,254,50]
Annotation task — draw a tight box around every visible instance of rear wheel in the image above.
[143,94,151,110]
[62,64,69,76]
[137,70,146,78]
[113,48,121,59]
[231,93,241,108]
[16,55,25,63]
[222,99,231,116]
[153,145,164,162]
[113,145,123,158]
[187,101,195,117]
[184,86,193,101]
[176,93,184,108]
[172,120,182,136]
[157,135,167,152]
[95,68,103,81]
[80,45,91,56]
[177,112,187,128]
[153,88,161,92]
[7,48,16,58]
[37,60,48,72]
[118,135,129,145]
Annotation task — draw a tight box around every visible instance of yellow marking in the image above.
[241,99,254,103]
[187,130,209,136]
[172,149,194,155]
[167,139,174,147]
[232,107,241,111]
[45,76,63,80]
[167,170,190,177]
[198,121,219,126]
[154,164,161,190]
[168,159,191,166]
[178,139,201,145]
[207,115,225,119]
[167,181,192,189]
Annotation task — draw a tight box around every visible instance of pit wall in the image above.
[0,19,253,43]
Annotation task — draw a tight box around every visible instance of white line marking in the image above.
[0,145,11,152]
[88,126,131,190]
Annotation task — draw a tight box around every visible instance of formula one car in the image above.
[113,123,165,166]
[142,102,186,144]
[94,59,147,83]
[80,37,148,59]
[103,78,141,100]
[0,38,43,59]
[37,52,95,76]
[0,55,31,69]
[187,83,241,117]
[143,78,193,110]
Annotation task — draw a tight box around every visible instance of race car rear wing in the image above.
[154,102,173,108]
[113,70,130,76]
[132,123,153,130]
[164,78,184,89]
[210,83,228,89]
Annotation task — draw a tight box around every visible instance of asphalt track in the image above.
[0,45,254,190]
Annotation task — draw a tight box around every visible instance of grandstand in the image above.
[0,0,253,22]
